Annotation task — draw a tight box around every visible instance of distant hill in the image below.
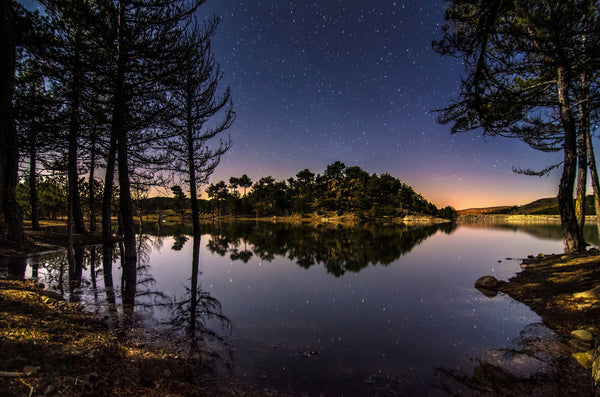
[458,196,596,216]
[458,206,512,215]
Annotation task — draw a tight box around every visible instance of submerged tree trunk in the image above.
[117,143,137,307]
[0,2,24,242]
[113,2,136,306]
[556,66,585,253]
[102,243,116,304]
[189,233,200,338]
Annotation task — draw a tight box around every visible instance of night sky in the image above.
[198,0,564,209]
[18,0,567,209]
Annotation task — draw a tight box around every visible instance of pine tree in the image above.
[434,0,600,253]
[164,18,233,236]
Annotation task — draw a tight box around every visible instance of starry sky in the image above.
[197,0,565,209]
[18,0,567,210]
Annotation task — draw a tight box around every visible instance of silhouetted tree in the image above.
[0,1,29,242]
[434,0,600,252]
[163,17,232,237]
[237,174,252,197]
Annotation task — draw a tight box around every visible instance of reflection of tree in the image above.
[168,234,230,358]
[205,222,456,276]
[206,235,230,257]
[132,235,168,314]
[170,225,189,251]
[28,251,67,294]
[436,323,591,396]
[68,246,85,302]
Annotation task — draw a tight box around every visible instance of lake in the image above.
[18,221,598,395]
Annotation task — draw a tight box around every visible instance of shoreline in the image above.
[0,214,451,258]
[5,216,600,393]
[483,250,600,391]
[459,213,600,223]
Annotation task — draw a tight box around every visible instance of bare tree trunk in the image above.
[556,66,585,253]
[114,1,136,306]
[29,142,40,230]
[0,2,24,242]
[186,90,201,238]
[582,79,600,241]
[67,46,87,235]
[575,125,587,237]
[102,132,116,244]
[88,134,97,232]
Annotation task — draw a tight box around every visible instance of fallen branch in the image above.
[0,371,27,377]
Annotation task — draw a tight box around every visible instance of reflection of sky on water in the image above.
[25,224,575,395]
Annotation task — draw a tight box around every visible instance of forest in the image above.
[15,160,458,223]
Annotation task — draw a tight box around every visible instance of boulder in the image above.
[571,329,594,342]
[475,275,504,290]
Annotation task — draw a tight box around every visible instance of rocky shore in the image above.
[477,249,600,393]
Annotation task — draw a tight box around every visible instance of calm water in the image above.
[17,221,598,395]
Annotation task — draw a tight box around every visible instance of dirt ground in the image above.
[499,249,600,338]
[0,279,280,397]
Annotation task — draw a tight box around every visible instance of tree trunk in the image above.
[88,134,97,233]
[575,124,587,237]
[116,124,137,306]
[0,2,24,242]
[581,75,600,239]
[186,89,201,238]
[102,243,116,304]
[67,46,87,235]
[29,142,40,230]
[556,65,585,253]
[102,131,116,244]
[114,1,136,306]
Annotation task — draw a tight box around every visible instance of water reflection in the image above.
[436,323,592,395]
[16,232,230,354]
[6,221,596,395]
[167,234,231,363]
[204,221,457,276]
[461,219,600,247]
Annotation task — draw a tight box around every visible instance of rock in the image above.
[571,329,594,342]
[570,330,594,351]
[475,276,505,298]
[474,276,504,290]
[573,351,594,369]
[476,288,498,298]
[573,285,600,299]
